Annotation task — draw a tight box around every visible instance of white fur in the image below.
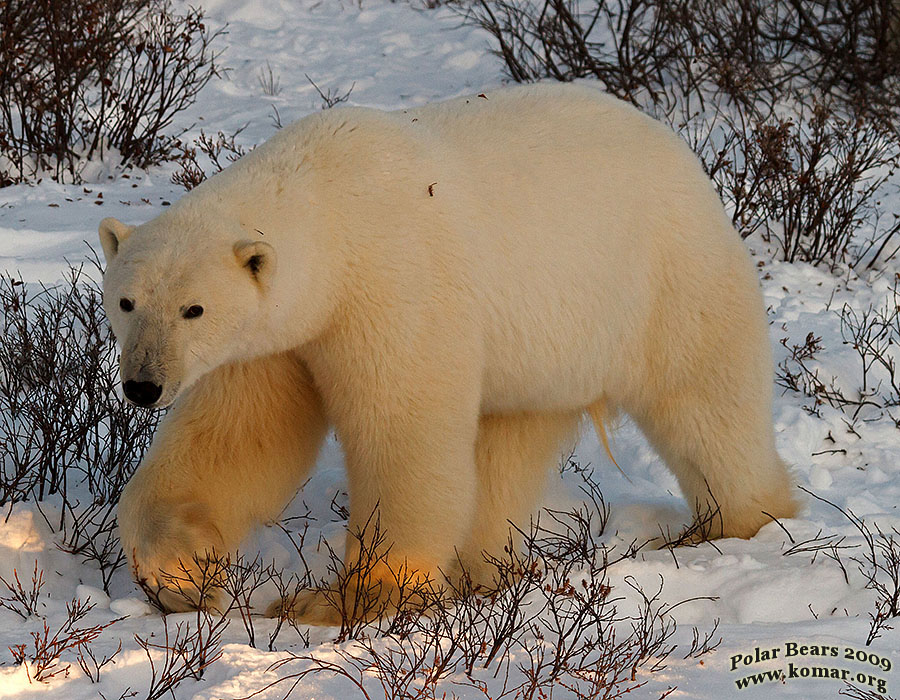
[101,83,796,621]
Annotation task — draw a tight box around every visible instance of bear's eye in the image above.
[119,298,134,312]
[183,305,204,319]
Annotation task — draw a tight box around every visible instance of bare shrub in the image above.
[778,278,900,429]
[0,561,46,619]
[464,0,683,102]
[269,104,284,130]
[257,61,282,97]
[0,0,223,186]
[222,553,277,649]
[133,550,229,614]
[306,74,356,110]
[273,502,316,585]
[777,332,847,417]
[76,637,122,684]
[306,510,440,643]
[841,680,898,700]
[8,597,123,683]
[246,470,717,699]
[782,528,855,585]
[802,487,900,646]
[394,0,463,7]
[128,546,311,653]
[840,288,900,425]
[778,0,900,115]
[118,471,718,698]
[682,618,721,659]
[659,486,724,555]
[253,555,694,699]
[56,497,128,593]
[721,104,899,269]
[663,0,900,119]
[135,611,230,699]
[854,520,900,646]
[0,263,161,590]
[128,551,234,695]
[171,126,250,191]
[465,0,900,113]
[671,100,900,270]
[329,489,351,521]
[113,549,250,698]
[267,566,312,651]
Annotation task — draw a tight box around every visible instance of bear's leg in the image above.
[621,256,798,540]
[274,416,483,625]
[460,411,582,588]
[118,351,327,612]
[273,363,484,626]
[630,383,797,540]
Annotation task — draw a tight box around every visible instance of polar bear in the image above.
[100,83,796,622]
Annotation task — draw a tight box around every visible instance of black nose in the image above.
[123,380,162,407]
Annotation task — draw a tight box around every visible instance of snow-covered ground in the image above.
[1,1,899,698]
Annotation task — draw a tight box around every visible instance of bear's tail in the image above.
[587,399,632,483]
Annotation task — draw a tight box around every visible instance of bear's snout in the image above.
[124,379,163,407]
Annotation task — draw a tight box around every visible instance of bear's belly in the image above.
[479,365,604,414]
[478,309,633,415]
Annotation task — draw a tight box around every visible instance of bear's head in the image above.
[98,215,275,408]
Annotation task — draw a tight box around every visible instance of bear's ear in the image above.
[234,240,276,285]
[98,218,133,263]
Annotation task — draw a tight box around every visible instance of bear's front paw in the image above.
[119,495,227,613]
[132,549,228,613]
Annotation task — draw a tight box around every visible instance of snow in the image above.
[1,1,899,699]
